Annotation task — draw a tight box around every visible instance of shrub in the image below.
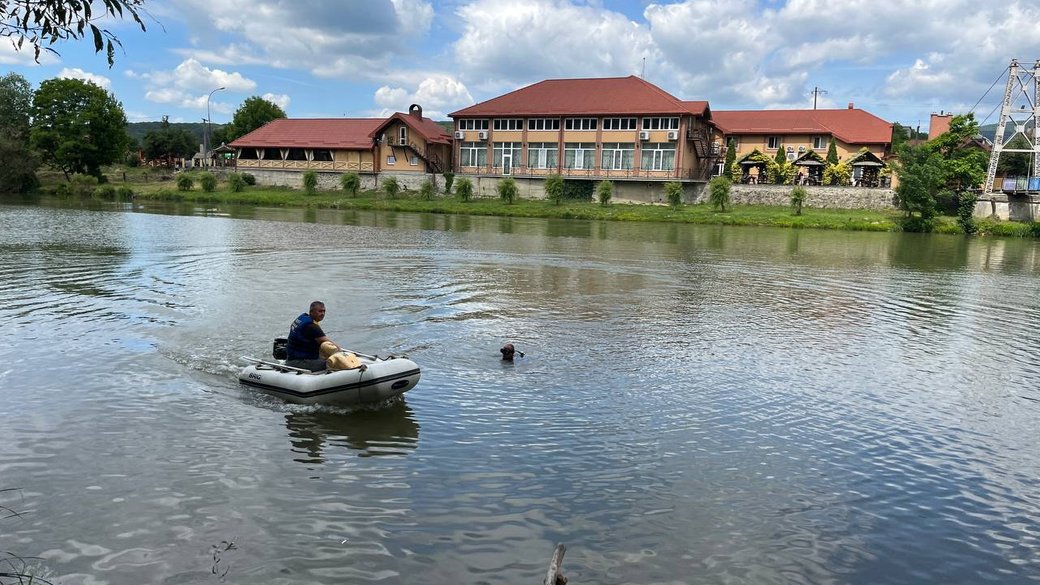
[498,177,518,204]
[241,173,256,186]
[957,190,978,235]
[69,173,98,197]
[596,180,613,206]
[93,184,117,199]
[176,174,193,191]
[708,177,731,211]
[900,215,935,233]
[199,172,217,192]
[664,181,684,208]
[562,179,594,201]
[790,185,807,215]
[303,170,318,194]
[456,177,473,202]
[382,176,400,199]
[443,171,455,195]
[419,178,435,200]
[227,173,246,193]
[545,174,564,205]
[340,172,360,196]
[116,186,134,201]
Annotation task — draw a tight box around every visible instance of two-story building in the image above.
[448,76,718,187]
[230,104,451,188]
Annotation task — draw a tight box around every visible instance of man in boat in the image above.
[285,301,342,371]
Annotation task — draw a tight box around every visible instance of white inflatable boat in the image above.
[238,349,421,406]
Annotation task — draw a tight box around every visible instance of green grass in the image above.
[30,165,1040,237]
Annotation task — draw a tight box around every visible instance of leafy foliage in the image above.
[455,176,473,201]
[664,181,684,208]
[0,0,148,67]
[176,174,193,191]
[241,173,255,185]
[957,190,978,235]
[227,173,246,192]
[340,172,360,196]
[826,138,839,165]
[30,77,128,179]
[0,74,39,192]
[382,176,400,199]
[997,135,1033,176]
[498,177,518,204]
[199,172,216,192]
[724,138,738,181]
[596,180,613,206]
[544,174,564,205]
[302,170,318,194]
[442,171,455,194]
[708,176,730,211]
[143,115,196,166]
[226,96,286,142]
[0,73,32,137]
[790,185,807,215]
[419,178,435,200]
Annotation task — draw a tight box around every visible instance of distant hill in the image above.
[979,120,1035,142]
[126,121,226,146]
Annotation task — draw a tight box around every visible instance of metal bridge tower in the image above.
[983,59,1040,192]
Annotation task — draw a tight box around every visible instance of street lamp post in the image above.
[205,86,225,167]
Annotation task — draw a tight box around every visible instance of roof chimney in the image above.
[848,102,854,109]
[409,104,423,119]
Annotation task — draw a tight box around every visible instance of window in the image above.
[458,119,489,131]
[564,118,598,131]
[528,142,558,169]
[564,142,595,169]
[410,156,419,166]
[493,119,524,131]
[493,142,522,167]
[642,117,679,130]
[601,142,635,169]
[387,155,396,165]
[459,142,487,167]
[767,136,781,150]
[313,150,333,162]
[528,118,560,131]
[603,118,638,130]
[640,143,675,171]
[399,126,408,144]
[812,135,827,150]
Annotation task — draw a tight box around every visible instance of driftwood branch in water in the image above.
[543,543,567,585]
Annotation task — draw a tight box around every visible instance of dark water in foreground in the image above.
[1,198,1039,584]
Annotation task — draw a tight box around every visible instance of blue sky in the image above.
[2,0,1036,132]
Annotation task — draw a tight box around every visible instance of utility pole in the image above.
[810,86,828,109]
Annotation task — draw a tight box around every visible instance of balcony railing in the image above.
[236,159,375,172]
[456,165,703,180]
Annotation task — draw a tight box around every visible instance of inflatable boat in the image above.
[238,345,421,406]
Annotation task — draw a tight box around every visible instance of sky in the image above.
[1,0,1037,132]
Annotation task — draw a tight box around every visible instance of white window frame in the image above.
[601,142,635,170]
[493,118,524,131]
[812,135,827,150]
[642,117,679,130]
[527,142,558,169]
[767,136,782,150]
[603,118,638,131]
[528,118,560,131]
[387,155,396,165]
[564,142,595,169]
[493,142,522,169]
[640,143,675,171]
[564,118,598,131]
[458,119,489,131]
[459,142,487,167]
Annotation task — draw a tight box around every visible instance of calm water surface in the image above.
[1,197,1039,585]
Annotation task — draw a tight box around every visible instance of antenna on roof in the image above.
[811,86,828,109]
[641,57,646,79]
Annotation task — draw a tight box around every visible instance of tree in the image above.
[455,176,473,201]
[596,180,613,206]
[30,77,128,179]
[302,170,318,194]
[826,138,839,165]
[0,72,38,192]
[143,115,195,166]
[724,137,737,180]
[664,181,684,208]
[544,174,564,205]
[0,0,148,66]
[998,135,1033,176]
[708,176,730,211]
[498,176,518,204]
[340,172,360,196]
[790,186,807,215]
[227,96,286,142]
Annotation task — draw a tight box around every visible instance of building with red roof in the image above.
[449,76,719,183]
[230,104,452,182]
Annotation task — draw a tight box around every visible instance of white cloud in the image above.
[262,93,292,111]
[0,40,60,66]
[374,75,474,119]
[57,68,112,89]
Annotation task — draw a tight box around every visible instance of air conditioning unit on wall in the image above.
[638,130,650,141]
[477,130,488,140]
[454,130,465,140]
[666,130,678,141]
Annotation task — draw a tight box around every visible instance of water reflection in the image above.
[285,400,420,462]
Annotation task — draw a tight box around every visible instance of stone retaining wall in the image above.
[703,184,898,210]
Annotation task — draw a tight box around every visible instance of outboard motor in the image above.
[272,337,288,360]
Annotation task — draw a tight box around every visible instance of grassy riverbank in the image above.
[29,166,1040,237]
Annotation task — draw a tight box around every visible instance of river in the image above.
[1,197,1038,584]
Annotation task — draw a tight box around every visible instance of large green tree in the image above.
[226,96,286,142]
[0,0,148,66]
[143,115,196,165]
[0,72,39,193]
[30,77,128,179]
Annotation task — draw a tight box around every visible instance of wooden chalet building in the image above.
[448,76,719,184]
[230,104,451,186]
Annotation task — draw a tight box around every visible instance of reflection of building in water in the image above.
[285,401,420,463]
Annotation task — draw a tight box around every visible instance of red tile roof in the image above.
[370,112,453,145]
[711,109,893,145]
[230,118,383,149]
[450,76,708,117]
